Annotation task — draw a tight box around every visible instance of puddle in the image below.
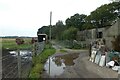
[44,53,79,77]
[9,50,32,61]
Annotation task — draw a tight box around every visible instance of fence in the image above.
[33,41,45,56]
[2,50,32,78]
[2,41,45,78]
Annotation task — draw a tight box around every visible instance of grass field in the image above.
[1,38,32,50]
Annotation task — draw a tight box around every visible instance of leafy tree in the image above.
[110,0,120,2]
[37,2,120,41]
[62,27,78,40]
[89,2,120,27]
[65,13,87,30]
[51,20,65,40]
[37,26,49,35]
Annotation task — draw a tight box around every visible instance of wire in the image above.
[3,59,31,78]
[4,65,18,78]
[2,60,17,71]
[2,54,11,59]
[1,55,16,61]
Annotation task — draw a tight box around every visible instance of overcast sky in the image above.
[0,0,110,37]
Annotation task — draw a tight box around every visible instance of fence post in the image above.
[17,49,21,78]
[49,57,50,77]
[118,67,120,80]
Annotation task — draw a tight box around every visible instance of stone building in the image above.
[77,18,120,49]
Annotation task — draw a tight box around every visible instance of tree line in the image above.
[37,2,120,41]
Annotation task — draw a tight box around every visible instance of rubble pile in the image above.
[89,39,120,72]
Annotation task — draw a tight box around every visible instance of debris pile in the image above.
[89,39,120,72]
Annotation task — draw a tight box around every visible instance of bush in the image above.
[16,38,24,45]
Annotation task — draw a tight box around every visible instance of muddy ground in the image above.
[42,43,118,78]
[58,49,118,78]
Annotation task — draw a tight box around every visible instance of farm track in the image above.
[2,49,32,78]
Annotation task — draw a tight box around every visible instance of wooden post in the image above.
[32,43,36,57]
[34,42,37,56]
[17,49,21,78]
[118,67,120,80]
[49,57,50,77]
[32,43,34,56]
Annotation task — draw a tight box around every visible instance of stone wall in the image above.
[103,18,120,49]
[77,18,120,49]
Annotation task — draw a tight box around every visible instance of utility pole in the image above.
[49,11,52,41]
[49,11,52,77]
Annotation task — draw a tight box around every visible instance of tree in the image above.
[89,2,120,27]
[65,13,87,30]
[62,27,78,40]
[110,0,120,2]
[51,20,65,40]
[37,26,49,39]
[78,2,120,30]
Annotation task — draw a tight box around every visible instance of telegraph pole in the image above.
[49,11,52,77]
[49,11,52,41]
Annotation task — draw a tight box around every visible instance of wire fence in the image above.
[2,41,45,78]
[32,41,45,56]
[2,52,32,78]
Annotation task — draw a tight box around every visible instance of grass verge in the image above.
[59,49,67,53]
[29,43,56,78]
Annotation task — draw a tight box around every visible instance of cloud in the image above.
[0,0,110,37]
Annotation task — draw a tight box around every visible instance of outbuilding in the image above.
[37,34,47,42]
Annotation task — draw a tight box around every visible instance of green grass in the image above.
[59,49,67,53]
[29,64,43,78]
[2,38,32,50]
[29,43,56,78]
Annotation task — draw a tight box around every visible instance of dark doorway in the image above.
[97,32,103,38]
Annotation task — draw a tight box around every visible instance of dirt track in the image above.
[57,49,118,78]
[42,42,118,78]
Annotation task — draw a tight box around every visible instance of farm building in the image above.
[77,18,120,49]
[37,34,47,42]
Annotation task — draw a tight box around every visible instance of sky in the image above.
[0,0,111,37]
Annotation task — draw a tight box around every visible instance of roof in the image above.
[37,34,47,36]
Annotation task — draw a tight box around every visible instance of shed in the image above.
[37,34,47,42]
